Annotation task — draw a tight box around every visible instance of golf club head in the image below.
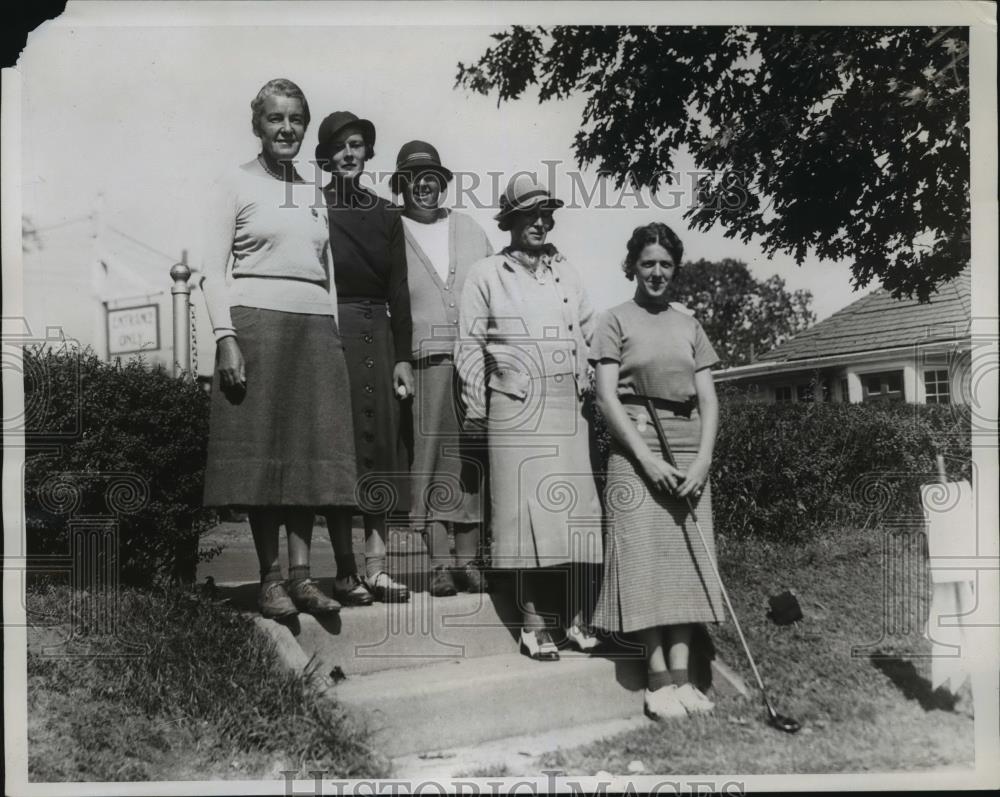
[765,703,802,734]
[767,713,802,734]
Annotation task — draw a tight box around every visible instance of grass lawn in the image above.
[26,584,390,781]
[539,527,976,775]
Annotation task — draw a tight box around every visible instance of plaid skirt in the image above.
[592,406,725,633]
[203,306,358,508]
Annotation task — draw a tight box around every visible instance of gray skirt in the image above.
[488,375,603,570]
[407,356,484,526]
[592,406,725,633]
[203,306,358,508]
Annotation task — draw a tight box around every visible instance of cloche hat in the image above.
[390,140,453,195]
[315,111,376,171]
[494,174,564,227]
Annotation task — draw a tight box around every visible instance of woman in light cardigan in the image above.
[392,140,493,596]
[455,174,603,661]
[200,78,355,618]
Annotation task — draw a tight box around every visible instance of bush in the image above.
[586,392,972,542]
[712,401,971,540]
[23,345,216,585]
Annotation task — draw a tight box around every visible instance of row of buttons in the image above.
[360,301,377,470]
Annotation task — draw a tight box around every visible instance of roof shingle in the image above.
[758,268,971,362]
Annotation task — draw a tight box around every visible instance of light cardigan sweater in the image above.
[402,210,493,360]
[455,246,596,422]
[200,160,336,341]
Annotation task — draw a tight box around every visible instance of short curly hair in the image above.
[251,78,310,138]
[622,222,684,281]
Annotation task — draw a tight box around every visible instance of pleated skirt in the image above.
[407,356,484,526]
[488,375,603,570]
[203,306,358,508]
[337,298,409,517]
[592,406,725,633]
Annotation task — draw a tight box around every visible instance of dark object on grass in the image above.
[645,398,802,735]
[201,576,218,601]
[767,590,803,626]
[330,666,347,683]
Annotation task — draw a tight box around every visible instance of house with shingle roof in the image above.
[713,268,971,405]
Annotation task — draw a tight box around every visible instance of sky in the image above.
[15,8,885,355]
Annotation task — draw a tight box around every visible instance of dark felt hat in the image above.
[390,140,453,194]
[314,111,376,171]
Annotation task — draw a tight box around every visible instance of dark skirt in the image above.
[338,298,409,517]
[406,356,484,526]
[592,407,725,633]
[203,306,358,508]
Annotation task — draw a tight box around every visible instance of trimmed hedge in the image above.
[23,346,216,585]
[712,401,971,540]
[586,392,972,542]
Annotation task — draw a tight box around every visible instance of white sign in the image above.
[107,304,160,355]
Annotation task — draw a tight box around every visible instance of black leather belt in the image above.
[619,394,695,418]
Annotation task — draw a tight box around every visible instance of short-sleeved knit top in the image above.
[589,295,719,402]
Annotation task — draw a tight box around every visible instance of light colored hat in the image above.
[494,174,564,224]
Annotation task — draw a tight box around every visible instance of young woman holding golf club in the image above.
[590,222,725,721]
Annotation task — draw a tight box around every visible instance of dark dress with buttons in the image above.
[325,181,412,516]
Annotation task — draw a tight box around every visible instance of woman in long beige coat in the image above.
[455,175,602,661]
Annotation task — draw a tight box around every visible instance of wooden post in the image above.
[170,250,191,378]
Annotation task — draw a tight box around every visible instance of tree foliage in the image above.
[457,26,970,301]
[673,259,815,368]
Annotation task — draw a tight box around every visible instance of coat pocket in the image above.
[487,367,530,400]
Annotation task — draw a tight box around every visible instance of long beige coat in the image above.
[455,249,603,569]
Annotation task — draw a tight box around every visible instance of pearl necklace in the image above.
[257,154,297,182]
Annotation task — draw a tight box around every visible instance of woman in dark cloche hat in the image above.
[317,110,414,604]
[392,140,494,596]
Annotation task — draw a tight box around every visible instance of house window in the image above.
[774,386,793,403]
[924,369,951,404]
[795,381,830,403]
[862,370,905,403]
[839,377,850,403]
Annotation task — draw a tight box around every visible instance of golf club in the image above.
[644,399,802,734]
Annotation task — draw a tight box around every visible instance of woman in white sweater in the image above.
[200,78,356,618]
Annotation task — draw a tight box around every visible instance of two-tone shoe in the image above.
[519,628,560,661]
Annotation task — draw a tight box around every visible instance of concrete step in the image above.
[294,589,522,676]
[329,649,746,758]
[218,582,574,676]
[223,577,745,688]
[331,650,646,757]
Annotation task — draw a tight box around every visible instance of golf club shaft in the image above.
[644,399,771,700]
